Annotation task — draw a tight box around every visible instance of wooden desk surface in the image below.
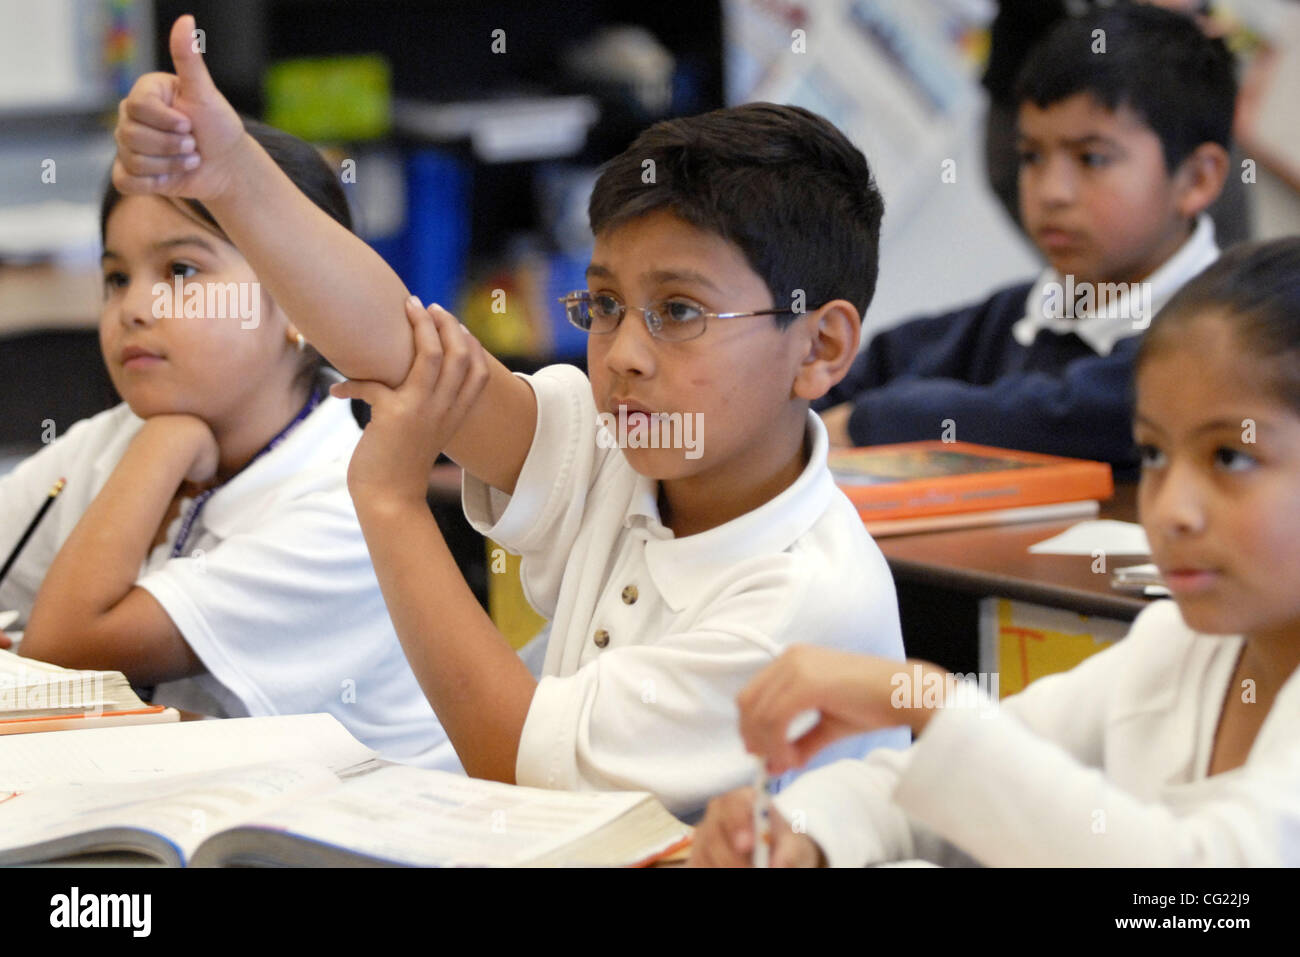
[877,484,1150,621]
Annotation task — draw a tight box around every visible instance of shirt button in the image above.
[621,585,638,605]
[593,628,610,648]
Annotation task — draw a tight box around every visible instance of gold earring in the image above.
[295,332,306,352]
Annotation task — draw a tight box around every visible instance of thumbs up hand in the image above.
[112,15,247,201]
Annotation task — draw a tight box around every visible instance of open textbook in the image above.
[0,713,690,867]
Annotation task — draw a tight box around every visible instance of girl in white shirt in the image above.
[0,120,455,769]
[691,237,1300,866]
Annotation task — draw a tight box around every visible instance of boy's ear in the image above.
[1174,142,1230,219]
[792,299,861,401]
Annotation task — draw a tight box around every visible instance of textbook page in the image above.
[0,762,341,866]
[229,765,664,866]
[0,713,377,791]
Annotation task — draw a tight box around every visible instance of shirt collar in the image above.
[632,411,836,613]
[1012,213,1220,356]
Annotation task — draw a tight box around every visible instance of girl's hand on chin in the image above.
[139,414,221,486]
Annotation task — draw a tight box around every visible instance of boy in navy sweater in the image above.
[818,4,1234,475]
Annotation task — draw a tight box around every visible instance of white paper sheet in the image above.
[1028,520,1150,556]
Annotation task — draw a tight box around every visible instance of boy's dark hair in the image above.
[587,102,884,325]
[1014,2,1236,171]
[1139,238,1300,415]
[100,117,351,396]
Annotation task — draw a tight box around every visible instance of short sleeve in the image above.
[136,489,408,720]
[461,363,613,618]
[0,444,63,615]
[0,408,135,617]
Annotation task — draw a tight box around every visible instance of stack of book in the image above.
[829,440,1115,536]
[0,648,179,734]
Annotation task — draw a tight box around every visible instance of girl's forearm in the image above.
[355,492,536,782]
[21,421,200,665]
[205,136,416,387]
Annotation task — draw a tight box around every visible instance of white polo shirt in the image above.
[463,363,908,819]
[0,398,458,771]
[1011,213,1220,356]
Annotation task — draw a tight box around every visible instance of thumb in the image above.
[169,15,217,97]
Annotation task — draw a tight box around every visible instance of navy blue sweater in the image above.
[817,281,1140,476]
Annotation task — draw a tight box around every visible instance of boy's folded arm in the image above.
[819,312,961,410]
[845,355,1138,466]
[817,289,1019,411]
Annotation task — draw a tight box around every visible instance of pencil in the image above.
[0,478,66,587]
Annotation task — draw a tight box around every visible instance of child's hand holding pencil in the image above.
[689,786,825,868]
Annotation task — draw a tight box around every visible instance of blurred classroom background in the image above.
[2,0,1298,618]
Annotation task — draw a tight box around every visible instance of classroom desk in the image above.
[875,483,1151,674]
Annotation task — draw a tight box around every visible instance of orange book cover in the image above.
[829,441,1114,522]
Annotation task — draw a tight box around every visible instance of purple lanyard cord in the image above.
[169,389,322,558]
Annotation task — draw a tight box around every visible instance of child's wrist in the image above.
[899,660,949,736]
[137,413,210,456]
[136,414,218,483]
[205,132,261,207]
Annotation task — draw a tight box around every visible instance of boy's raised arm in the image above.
[209,143,536,492]
[208,134,414,386]
[113,15,534,493]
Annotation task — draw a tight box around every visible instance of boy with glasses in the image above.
[111,15,906,818]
